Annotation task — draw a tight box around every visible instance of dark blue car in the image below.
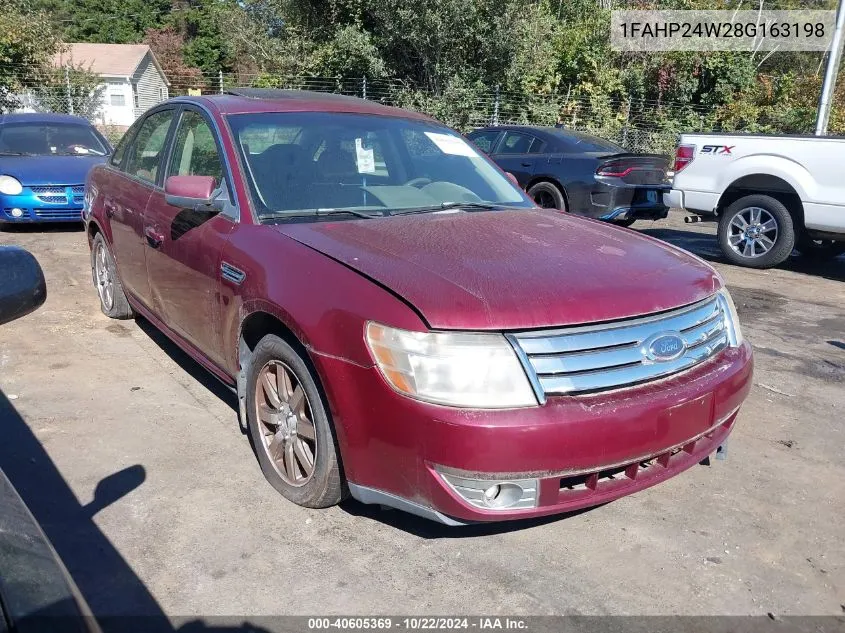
[0,113,111,224]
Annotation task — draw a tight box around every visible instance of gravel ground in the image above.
[0,210,843,622]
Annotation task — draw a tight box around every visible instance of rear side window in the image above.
[125,110,175,184]
[499,132,542,154]
[167,110,223,187]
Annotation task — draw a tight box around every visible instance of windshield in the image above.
[0,122,108,157]
[227,112,533,219]
[556,130,624,153]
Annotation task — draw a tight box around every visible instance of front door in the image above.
[144,107,235,366]
[107,109,176,308]
[491,131,544,186]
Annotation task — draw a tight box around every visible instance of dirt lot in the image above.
[0,211,843,620]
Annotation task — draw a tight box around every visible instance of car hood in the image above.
[276,210,722,330]
[0,155,106,186]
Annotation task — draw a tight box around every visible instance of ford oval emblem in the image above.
[642,332,686,363]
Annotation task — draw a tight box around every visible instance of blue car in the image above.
[0,113,111,224]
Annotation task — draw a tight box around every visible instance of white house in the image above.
[53,43,170,127]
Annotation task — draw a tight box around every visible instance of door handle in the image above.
[521,161,532,167]
[144,226,164,248]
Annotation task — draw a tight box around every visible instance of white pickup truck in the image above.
[664,133,845,268]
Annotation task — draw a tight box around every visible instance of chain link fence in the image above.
[6,68,722,154]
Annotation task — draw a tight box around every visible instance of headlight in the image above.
[365,322,537,408]
[717,288,744,347]
[0,175,23,196]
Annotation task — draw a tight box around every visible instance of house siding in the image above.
[132,55,169,118]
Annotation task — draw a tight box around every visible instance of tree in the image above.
[30,63,106,119]
[144,27,205,93]
[0,2,63,112]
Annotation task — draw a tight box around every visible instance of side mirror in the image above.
[164,175,220,211]
[505,172,521,188]
[0,246,47,326]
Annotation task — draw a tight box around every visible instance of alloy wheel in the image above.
[254,360,317,486]
[94,241,114,311]
[727,207,779,258]
[533,190,557,209]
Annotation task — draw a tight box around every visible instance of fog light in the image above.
[483,485,501,503]
[438,472,538,510]
[10,208,24,218]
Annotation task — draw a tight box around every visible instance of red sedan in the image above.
[84,89,752,524]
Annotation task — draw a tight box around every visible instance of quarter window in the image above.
[167,110,223,186]
[124,110,174,184]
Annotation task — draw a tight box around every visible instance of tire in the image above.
[91,233,133,319]
[527,181,567,211]
[246,334,344,508]
[797,233,845,260]
[611,218,637,228]
[717,194,795,269]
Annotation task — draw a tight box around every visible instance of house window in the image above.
[108,82,125,107]
[159,87,164,101]
[133,85,139,109]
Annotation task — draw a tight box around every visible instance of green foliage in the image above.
[0,3,63,112]
[30,64,106,119]
[7,0,845,149]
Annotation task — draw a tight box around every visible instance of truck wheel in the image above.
[91,233,133,319]
[797,234,845,260]
[246,334,345,508]
[528,181,567,212]
[718,195,795,269]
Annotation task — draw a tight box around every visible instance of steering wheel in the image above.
[404,177,432,188]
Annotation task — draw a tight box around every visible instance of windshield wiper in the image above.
[389,201,515,215]
[0,151,32,156]
[262,208,385,221]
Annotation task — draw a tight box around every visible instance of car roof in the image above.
[0,112,95,126]
[172,89,436,122]
[471,125,624,149]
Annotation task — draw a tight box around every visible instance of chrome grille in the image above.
[510,295,728,397]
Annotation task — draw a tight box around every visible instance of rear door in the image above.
[144,106,237,366]
[490,131,545,186]
[105,108,176,308]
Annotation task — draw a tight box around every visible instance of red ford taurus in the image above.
[84,89,752,524]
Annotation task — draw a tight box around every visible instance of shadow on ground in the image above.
[638,225,845,283]
[0,222,85,234]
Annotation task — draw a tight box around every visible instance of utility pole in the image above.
[816,0,845,135]
[64,67,74,115]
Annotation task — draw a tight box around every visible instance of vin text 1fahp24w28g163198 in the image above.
[84,89,752,525]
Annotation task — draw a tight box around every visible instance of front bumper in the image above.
[0,186,84,223]
[316,342,753,524]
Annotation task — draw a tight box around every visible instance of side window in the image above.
[499,132,537,154]
[125,110,174,184]
[109,120,141,168]
[468,130,501,154]
[167,110,223,186]
[528,137,545,154]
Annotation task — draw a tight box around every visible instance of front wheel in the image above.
[717,195,795,269]
[246,334,345,508]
